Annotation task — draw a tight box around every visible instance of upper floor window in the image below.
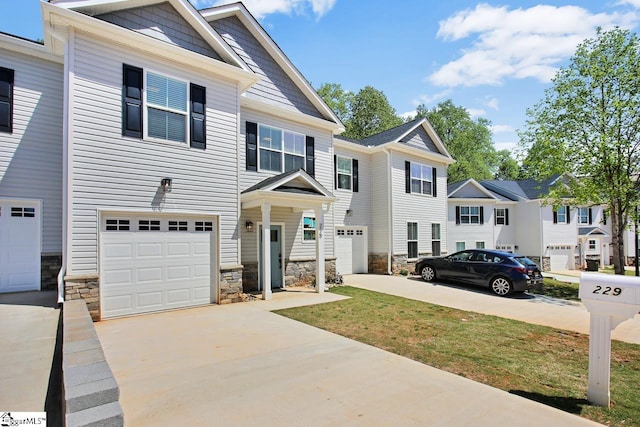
[410,163,433,195]
[495,208,509,225]
[407,222,418,259]
[554,206,570,224]
[578,207,592,225]
[258,124,305,173]
[334,155,359,192]
[0,67,14,134]
[122,64,206,149]
[456,206,483,224]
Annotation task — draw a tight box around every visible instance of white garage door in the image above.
[549,247,574,271]
[101,217,215,319]
[335,227,367,275]
[0,200,41,293]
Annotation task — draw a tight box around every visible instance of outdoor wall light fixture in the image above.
[245,221,254,232]
[346,209,353,217]
[161,177,172,193]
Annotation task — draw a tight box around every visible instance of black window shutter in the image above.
[246,121,257,171]
[588,207,593,225]
[405,161,411,193]
[566,206,571,223]
[455,206,461,225]
[432,167,437,197]
[334,155,337,189]
[190,83,206,149]
[353,159,359,192]
[505,209,509,226]
[494,208,497,225]
[603,210,607,225]
[479,206,484,224]
[305,136,315,177]
[553,209,558,224]
[122,64,143,138]
[0,67,14,133]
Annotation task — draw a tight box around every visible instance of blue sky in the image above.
[2,0,640,154]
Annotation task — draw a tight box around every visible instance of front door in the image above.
[259,225,283,290]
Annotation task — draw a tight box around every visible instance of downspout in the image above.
[539,200,544,270]
[58,27,74,304]
[385,148,393,275]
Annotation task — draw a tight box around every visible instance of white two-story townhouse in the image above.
[448,176,611,271]
[334,118,455,275]
[0,0,345,320]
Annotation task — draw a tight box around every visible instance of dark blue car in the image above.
[414,249,543,296]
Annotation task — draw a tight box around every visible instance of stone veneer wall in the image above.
[41,253,62,291]
[369,254,388,275]
[64,275,100,321]
[219,266,243,304]
[242,258,337,292]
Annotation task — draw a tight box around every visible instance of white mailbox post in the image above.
[579,272,640,407]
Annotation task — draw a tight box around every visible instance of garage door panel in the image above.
[101,226,214,318]
[335,227,367,275]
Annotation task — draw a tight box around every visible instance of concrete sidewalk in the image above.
[343,274,640,344]
[96,289,602,427]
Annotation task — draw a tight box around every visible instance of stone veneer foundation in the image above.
[242,258,337,293]
[219,265,243,304]
[41,253,62,291]
[64,275,100,321]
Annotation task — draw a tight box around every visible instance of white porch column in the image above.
[262,203,272,300]
[315,206,325,293]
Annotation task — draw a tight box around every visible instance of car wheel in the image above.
[490,276,513,296]
[421,265,436,282]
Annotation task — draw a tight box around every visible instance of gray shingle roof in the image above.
[336,118,425,147]
[480,175,562,201]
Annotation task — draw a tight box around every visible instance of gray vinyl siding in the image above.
[333,146,371,246]
[370,152,389,254]
[211,16,324,119]
[239,108,334,259]
[450,184,493,199]
[391,152,448,256]
[0,48,63,253]
[96,2,222,61]
[68,33,239,274]
[400,127,438,153]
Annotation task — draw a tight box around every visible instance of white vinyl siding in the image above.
[68,33,239,274]
[0,48,63,253]
[370,152,389,254]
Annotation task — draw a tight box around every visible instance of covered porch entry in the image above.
[241,169,336,299]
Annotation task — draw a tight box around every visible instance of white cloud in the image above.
[617,0,640,8]
[429,3,639,87]
[483,96,499,111]
[491,124,515,134]
[189,0,336,19]
[400,110,417,120]
[467,108,486,118]
[413,90,452,106]
[493,140,518,153]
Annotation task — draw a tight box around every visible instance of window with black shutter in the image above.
[246,121,258,171]
[305,136,314,177]
[122,64,143,138]
[0,67,15,134]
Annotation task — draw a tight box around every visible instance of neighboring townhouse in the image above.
[0,0,346,320]
[447,176,610,271]
[334,118,455,275]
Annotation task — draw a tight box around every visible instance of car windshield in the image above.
[514,256,539,269]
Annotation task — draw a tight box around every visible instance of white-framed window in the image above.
[146,71,188,143]
[259,124,305,173]
[431,223,441,256]
[407,222,418,258]
[139,219,161,231]
[495,208,507,225]
[588,239,597,250]
[168,220,188,231]
[337,156,352,190]
[410,163,433,195]
[556,206,568,224]
[476,241,485,249]
[195,221,213,231]
[578,207,590,224]
[303,216,316,241]
[456,241,466,252]
[460,206,481,224]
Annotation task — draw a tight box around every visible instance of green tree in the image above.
[415,100,496,183]
[519,27,640,274]
[494,149,521,180]
[316,83,353,124]
[345,86,403,139]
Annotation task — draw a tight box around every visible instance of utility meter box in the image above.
[579,272,640,407]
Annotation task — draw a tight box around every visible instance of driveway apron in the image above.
[95,289,601,426]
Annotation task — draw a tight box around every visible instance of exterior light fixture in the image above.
[346,209,353,217]
[161,177,172,193]
[245,221,254,232]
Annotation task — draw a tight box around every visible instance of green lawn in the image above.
[531,277,581,300]
[275,286,640,427]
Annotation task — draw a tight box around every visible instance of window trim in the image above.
[431,223,441,256]
[258,123,306,173]
[554,206,569,224]
[476,241,485,249]
[336,155,353,190]
[407,222,418,259]
[144,70,189,144]
[459,205,482,225]
[588,239,597,250]
[495,208,509,226]
[409,162,433,196]
[578,207,592,225]
[455,241,466,252]
[0,67,15,134]
[303,216,316,241]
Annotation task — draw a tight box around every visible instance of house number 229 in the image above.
[592,285,622,296]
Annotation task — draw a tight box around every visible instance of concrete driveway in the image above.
[95,289,601,427]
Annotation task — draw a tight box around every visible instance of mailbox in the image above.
[579,272,640,407]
